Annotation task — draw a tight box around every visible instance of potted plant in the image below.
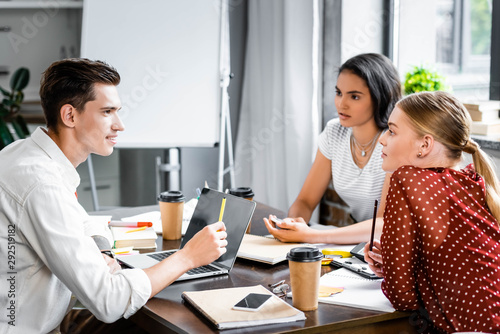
[403,65,449,95]
[0,67,30,149]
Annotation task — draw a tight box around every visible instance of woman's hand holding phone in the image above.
[270,216,285,229]
[263,215,315,243]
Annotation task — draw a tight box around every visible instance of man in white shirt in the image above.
[0,58,228,334]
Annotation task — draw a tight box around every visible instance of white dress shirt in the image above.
[0,128,151,334]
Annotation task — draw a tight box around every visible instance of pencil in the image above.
[219,197,226,222]
[125,226,148,233]
[369,199,379,251]
[109,221,153,227]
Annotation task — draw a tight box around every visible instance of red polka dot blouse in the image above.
[381,165,500,333]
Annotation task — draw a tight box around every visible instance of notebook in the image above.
[317,268,395,312]
[182,285,305,329]
[117,188,256,281]
[237,234,306,265]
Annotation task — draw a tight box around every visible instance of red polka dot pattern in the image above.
[381,165,500,333]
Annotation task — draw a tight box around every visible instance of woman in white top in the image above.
[265,53,401,244]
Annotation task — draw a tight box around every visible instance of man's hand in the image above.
[364,239,384,277]
[144,221,228,297]
[180,221,228,270]
[102,253,121,274]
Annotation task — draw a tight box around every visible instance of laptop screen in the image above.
[181,188,256,270]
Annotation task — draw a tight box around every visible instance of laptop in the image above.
[117,188,256,281]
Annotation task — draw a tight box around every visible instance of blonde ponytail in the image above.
[467,140,500,223]
[397,92,500,225]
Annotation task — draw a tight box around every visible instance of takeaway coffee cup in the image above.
[286,247,323,311]
[228,187,254,200]
[158,190,185,240]
[229,187,254,233]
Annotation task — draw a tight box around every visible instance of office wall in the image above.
[0,8,82,101]
[323,0,385,125]
[341,0,384,63]
[397,0,436,75]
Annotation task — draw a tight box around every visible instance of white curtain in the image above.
[234,0,321,213]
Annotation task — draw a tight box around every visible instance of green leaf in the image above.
[9,104,20,114]
[14,91,24,104]
[2,98,14,107]
[11,119,25,139]
[10,67,30,92]
[403,65,448,94]
[0,118,14,149]
[14,114,30,137]
[0,104,9,117]
[0,86,9,97]
[11,116,29,139]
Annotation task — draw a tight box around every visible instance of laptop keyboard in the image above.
[147,251,221,275]
[148,251,175,261]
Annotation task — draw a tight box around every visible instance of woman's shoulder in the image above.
[392,165,477,180]
[390,165,442,188]
[392,165,427,178]
[323,118,349,139]
[390,165,480,196]
[324,117,344,130]
[325,117,341,127]
[319,118,351,161]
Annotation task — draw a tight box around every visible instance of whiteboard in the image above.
[81,0,222,148]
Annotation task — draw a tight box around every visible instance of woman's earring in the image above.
[417,152,422,157]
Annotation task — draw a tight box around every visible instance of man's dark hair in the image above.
[338,53,402,129]
[39,58,120,132]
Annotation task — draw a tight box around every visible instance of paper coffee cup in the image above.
[158,190,185,240]
[287,247,323,311]
[229,187,254,233]
[228,187,254,200]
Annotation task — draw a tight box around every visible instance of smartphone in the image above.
[270,216,284,229]
[232,293,272,312]
[331,257,382,280]
[350,242,367,262]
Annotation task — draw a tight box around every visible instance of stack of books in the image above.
[110,226,157,249]
[462,100,500,135]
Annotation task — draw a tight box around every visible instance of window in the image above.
[398,0,492,100]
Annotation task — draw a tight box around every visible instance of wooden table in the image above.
[100,203,415,334]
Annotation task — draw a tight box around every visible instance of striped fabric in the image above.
[318,118,386,222]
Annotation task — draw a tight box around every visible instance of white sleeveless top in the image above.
[318,118,386,222]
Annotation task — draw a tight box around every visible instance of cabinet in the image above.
[76,152,121,212]
[0,1,83,101]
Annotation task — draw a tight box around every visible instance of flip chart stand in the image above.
[217,0,235,191]
[87,154,99,211]
[218,72,236,191]
[155,148,181,195]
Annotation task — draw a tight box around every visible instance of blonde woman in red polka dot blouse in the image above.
[365,91,500,333]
